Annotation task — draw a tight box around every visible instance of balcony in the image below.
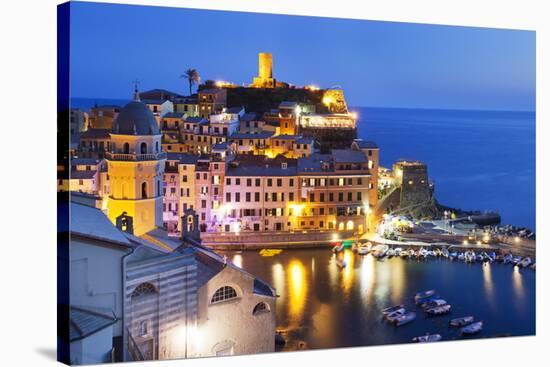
[106,152,167,161]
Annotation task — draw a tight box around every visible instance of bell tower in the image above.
[106,88,166,236]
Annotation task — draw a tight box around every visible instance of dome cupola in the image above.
[112,88,160,135]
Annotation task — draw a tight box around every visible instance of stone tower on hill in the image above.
[251,52,276,88]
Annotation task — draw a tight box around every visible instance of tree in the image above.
[180,68,200,96]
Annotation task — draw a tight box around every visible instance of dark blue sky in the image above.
[69,1,535,111]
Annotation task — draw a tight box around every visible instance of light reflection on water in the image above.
[228,248,535,350]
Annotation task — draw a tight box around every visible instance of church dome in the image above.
[112,100,160,135]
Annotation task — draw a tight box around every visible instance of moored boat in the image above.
[519,257,532,268]
[385,308,407,322]
[414,289,436,303]
[332,243,344,253]
[512,256,522,265]
[357,244,370,255]
[382,304,405,315]
[372,244,389,259]
[422,299,448,310]
[461,321,483,335]
[450,316,474,327]
[412,333,442,343]
[426,304,451,316]
[503,253,513,264]
[394,311,416,326]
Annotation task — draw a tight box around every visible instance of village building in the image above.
[88,105,120,130]
[173,95,199,117]
[198,88,227,118]
[65,198,276,364]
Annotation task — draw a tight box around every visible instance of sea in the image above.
[71,98,536,231]
[355,107,536,231]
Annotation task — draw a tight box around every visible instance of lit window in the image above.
[211,286,238,304]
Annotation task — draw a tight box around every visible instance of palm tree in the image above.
[180,68,200,96]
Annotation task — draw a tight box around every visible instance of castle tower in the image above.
[258,52,273,80]
[106,89,166,236]
[252,52,276,88]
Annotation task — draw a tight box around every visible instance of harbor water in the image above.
[225,248,536,350]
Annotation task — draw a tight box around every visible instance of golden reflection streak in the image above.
[389,258,405,304]
[272,263,285,301]
[360,254,376,305]
[341,250,355,294]
[482,262,496,310]
[287,259,307,322]
[512,265,525,299]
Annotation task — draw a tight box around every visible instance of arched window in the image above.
[211,286,237,304]
[346,220,354,230]
[140,142,147,154]
[141,182,148,199]
[131,282,157,298]
[123,142,130,154]
[252,302,270,315]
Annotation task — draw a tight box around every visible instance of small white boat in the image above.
[458,253,465,261]
[332,243,345,253]
[387,248,395,258]
[426,304,452,316]
[422,299,447,310]
[461,321,483,335]
[372,244,389,258]
[519,257,532,268]
[382,304,405,315]
[530,263,536,270]
[385,308,407,322]
[412,333,442,343]
[394,311,416,326]
[419,248,428,258]
[395,247,403,256]
[512,256,522,265]
[441,248,449,258]
[414,289,436,303]
[357,245,370,255]
[503,254,513,264]
[450,316,474,327]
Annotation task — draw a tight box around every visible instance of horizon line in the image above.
[69,96,535,114]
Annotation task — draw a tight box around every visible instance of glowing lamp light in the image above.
[322,96,335,106]
[332,233,339,241]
